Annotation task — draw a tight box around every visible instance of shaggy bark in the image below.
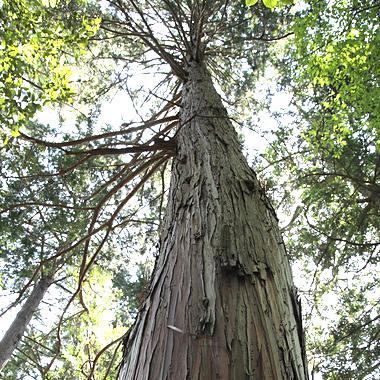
[119,62,309,380]
[0,273,54,372]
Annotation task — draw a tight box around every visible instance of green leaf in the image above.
[79,39,88,48]
[0,0,92,133]
[10,128,20,137]
[2,135,9,146]
[280,0,293,4]
[245,0,259,5]
[263,0,278,8]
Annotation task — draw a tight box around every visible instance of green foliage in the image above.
[0,115,160,377]
[58,269,126,379]
[246,0,294,9]
[260,0,380,378]
[291,0,380,157]
[1,268,126,380]
[0,0,100,140]
[216,1,294,123]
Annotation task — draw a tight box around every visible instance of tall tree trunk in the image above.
[0,273,54,372]
[119,62,309,379]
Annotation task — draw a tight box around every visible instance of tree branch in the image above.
[18,114,179,149]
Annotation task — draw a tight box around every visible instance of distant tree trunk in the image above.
[119,62,309,379]
[0,273,54,372]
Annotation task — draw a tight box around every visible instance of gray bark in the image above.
[119,62,309,379]
[0,274,54,372]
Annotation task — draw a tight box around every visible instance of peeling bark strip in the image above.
[119,62,309,380]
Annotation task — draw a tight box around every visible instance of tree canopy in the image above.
[1,0,379,378]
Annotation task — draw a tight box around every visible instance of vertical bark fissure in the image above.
[120,61,308,379]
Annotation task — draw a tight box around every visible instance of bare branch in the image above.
[1,202,95,215]
[64,137,177,156]
[18,114,179,149]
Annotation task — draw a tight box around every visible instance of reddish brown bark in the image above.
[119,62,308,380]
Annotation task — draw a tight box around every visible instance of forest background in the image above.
[0,0,379,379]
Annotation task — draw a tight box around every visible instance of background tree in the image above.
[0,119,132,376]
